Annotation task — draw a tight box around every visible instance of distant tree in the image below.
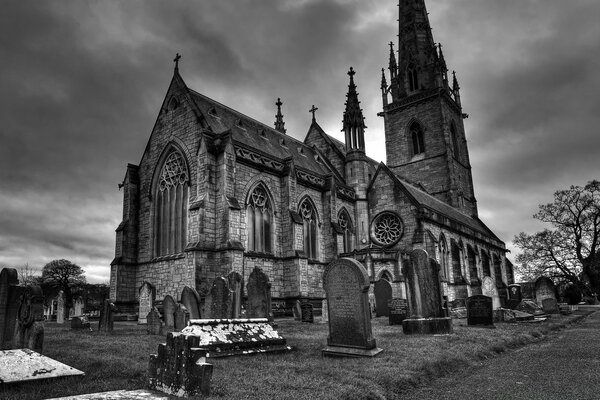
[514,180,600,295]
[41,259,86,309]
[17,263,39,286]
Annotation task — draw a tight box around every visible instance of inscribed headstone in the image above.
[206,277,231,319]
[174,304,189,330]
[535,277,557,306]
[14,285,45,353]
[227,271,243,318]
[300,302,314,323]
[146,307,163,335]
[56,291,66,324]
[98,300,117,332]
[466,295,494,327]
[388,298,408,325]
[138,281,155,324]
[247,267,273,321]
[542,298,559,314]
[374,279,393,317]
[321,258,381,357]
[0,268,21,350]
[481,276,501,309]
[162,295,176,331]
[180,286,201,319]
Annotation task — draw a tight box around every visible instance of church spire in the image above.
[452,71,462,108]
[274,98,286,134]
[342,67,366,153]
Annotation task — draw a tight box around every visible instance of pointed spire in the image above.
[343,67,366,152]
[381,68,388,107]
[274,98,286,134]
[452,70,462,108]
[388,42,398,78]
[438,44,446,69]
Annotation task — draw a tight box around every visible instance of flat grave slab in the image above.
[0,349,84,384]
[48,389,169,399]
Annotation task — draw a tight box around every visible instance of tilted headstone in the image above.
[535,277,557,307]
[206,277,231,319]
[227,271,243,319]
[0,268,22,350]
[56,291,66,324]
[98,299,117,332]
[374,279,393,317]
[181,286,201,320]
[14,284,45,353]
[516,299,546,318]
[322,258,382,357]
[162,295,177,331]
[321,299,329,323]
[388,298,408,326]
[138,281,155,324]
[481,276,501,309]
[247,267,273,322]
[300,302,314,323]
[542,298,559,314]
[466,295,494,327]
[174,303,189,331]
[146,307,164,335]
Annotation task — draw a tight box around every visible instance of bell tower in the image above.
[379,0,477,217]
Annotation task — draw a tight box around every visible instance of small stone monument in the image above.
[247,267,273,322]
[388,298,408,325]
[174,304,189,331]
[181,286,201,319]
[0,268,21,350]
[542,298,559,314]
[56,291,66,324]
[162,295,177,332]
[466,295,494,327]
[507,284,522,309]
[481,276,501,309]
[138,281,155,324]
[206,277,231,319]
[98,299,117,332]
[402,249,452,335]
[14,285,45,353]
[321,299,329,323]
[73,297,85,316]
[374,279,393,317]
[70,316,91,331]
[300,302,314,323]
[146,307,164,335]
[322,258,382,357]
[535,277,557,307]
[227,271,243,318]
[293,300,302,321]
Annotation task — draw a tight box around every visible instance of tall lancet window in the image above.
[407,64,419,92]
[450,122,460,158]
[154,150,189,256]
[338,209,354,253]
[410,122,425,155]
[246,185,273,253]
[300,198,318,260]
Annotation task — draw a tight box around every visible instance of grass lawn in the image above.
[0,310,593,400]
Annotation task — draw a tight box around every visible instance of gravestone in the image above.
[227,271,243,318]
[197,278,211,318]
[14,284,45,353]
[0,268,21,350]
[70,316,91,331]
[388,298,408,325]
[374,279,393,317]
[146,307,163,335]
[98,300,117,332]
[466,295,494,327]
[206,277,231,319]
[516,299,546,318]
[162,295,176,332]
[293,300,302,321]
[73,297,85,316]
[56,291,66,324]
[138,281,155,324]
[247,267,273,322]
[535,277,557,307]
[542,298,559,314]
[321,299,329,323]
[300,302,314,323]
[402,249,452,335]
[481,276,501,309]
[507,284,522,309]
[181,286,201,319]
[174,304,189,330]
[321,258,382,357]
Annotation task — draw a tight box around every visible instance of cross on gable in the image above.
[174,53,181,69]
[309,105,318,122]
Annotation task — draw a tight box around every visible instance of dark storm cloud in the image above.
[1,0,599,280]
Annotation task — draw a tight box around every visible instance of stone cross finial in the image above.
[309,105,318,122]
[348,67,355,78]
[174,53,181,70]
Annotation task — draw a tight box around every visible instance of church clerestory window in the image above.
[154,150,189,257]
[338,209,354,253]
[246,185,273,253]
[410,122,425,155]
[300,199,318,259]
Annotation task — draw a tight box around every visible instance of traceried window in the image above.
[154,150,189,256]
[338,209,354,253]
[370,211,403,247]
[300,199,318,259]
[410,122,425,155]
[407,64,419,92]
[246,185,273,253]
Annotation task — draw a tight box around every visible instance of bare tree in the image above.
[17,263,39,286]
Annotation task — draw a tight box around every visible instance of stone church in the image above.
[110,0,514,315]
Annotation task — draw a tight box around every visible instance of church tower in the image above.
[379,0,478,217]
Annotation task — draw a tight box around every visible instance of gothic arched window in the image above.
[300,198,318,259]
[410,122,425,155]
[338,209,354,253]
[438,235,449,280]
[407,64,419,92]
[246,185,273,253]
[450,123,460,158]
[154,150,189,257]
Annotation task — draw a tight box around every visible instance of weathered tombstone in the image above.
[321,258,382,357]
[227,271,243,319]
[388,298,408,325]
[481,276,501,309]
[300,302,314,323]
[374,279,393,317]
[73,297,85,316]
[506,284,522,309]
[535,277,557,307]
[174,303,189,330]
[206,277,231,319]
[247,267,273,322]
[162,295,176,331]
[516,299,546,318]
[146,307,164,335]
[56,291,66,324]
[14,285,45,353]
[181,286,201,319]
[98,299,117,332]
[138,281,155,324]
[293,300,302,321]
[402,249,452,335]
[542,298,559,314]
[321,299,329,323]
[0,268,21,350]
[466,295,494,327]
[197,278,211,318]
[70,316,91,331]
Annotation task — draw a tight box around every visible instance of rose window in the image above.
[371,212,403,246]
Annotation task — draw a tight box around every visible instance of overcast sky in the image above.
[1,0,599,283]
